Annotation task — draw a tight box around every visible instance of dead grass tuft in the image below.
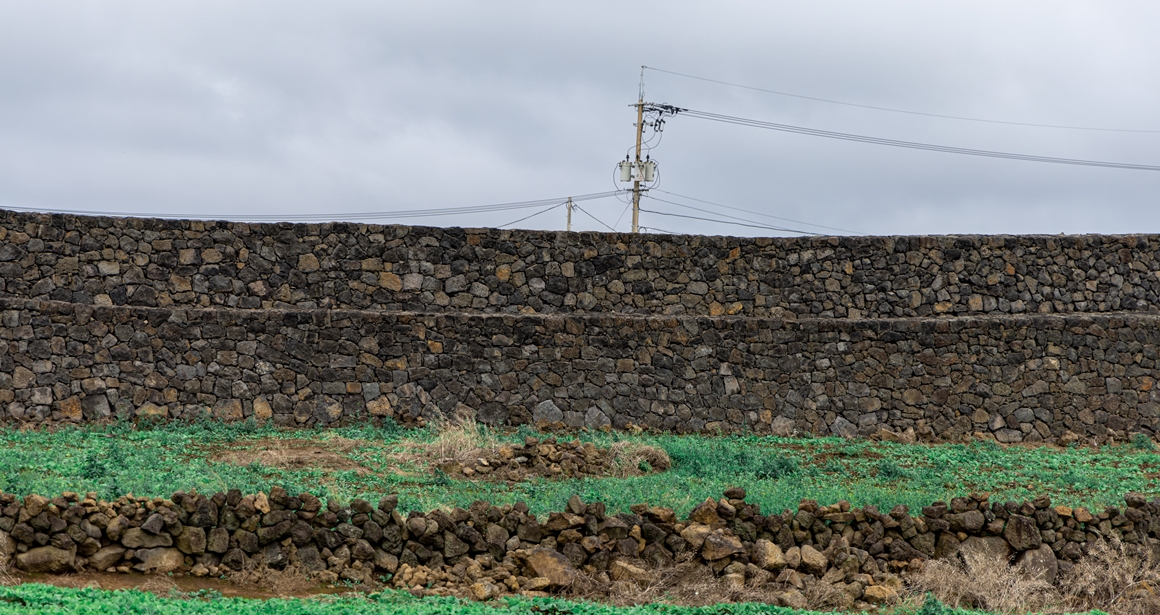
[416,417,500,465]
[608,441,672,477]
[225,565,327,597]
[910,539,1160,615]
[136,574,179,596]
[1060,538,1160,615]
[0,558,16,587]
[566,562,787,607]
[909,550,1057,614]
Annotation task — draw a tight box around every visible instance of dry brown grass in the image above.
[910,538,1160,615]
[1060,539,1160,615]
[0,557,15,587]
[414,417,501,465]
[608,441,672,477]
[566,562,786,607]
[207,437,369,472]
[910,550,1057,614]
[225,565,330,597]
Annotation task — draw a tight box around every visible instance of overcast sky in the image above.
[2,2,1158,237]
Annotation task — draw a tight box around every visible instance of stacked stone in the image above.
[1,211,1159,320]
[436,437,669,480]
[2,487,1157,605]
[3,297,1159,442]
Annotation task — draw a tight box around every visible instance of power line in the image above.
[651,189,859,234]
[639,207,811,234]
[498,202,567,229]
[644,195,824,235]
[0,191,628,223]
[674,107,1160,171]
[644,66,1160,134]
[572,203,618,232]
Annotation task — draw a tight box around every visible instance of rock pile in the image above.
[1,487,1157,606]
[435,437,670,481]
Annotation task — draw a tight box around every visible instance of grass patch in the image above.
[0,583,1013,615]
[0,419,1156,517]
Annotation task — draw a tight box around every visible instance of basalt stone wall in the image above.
[2,486,1158,598]
[2,210,1160,319]
[3,298,1159,443]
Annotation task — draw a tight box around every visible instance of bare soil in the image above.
[205,437,371,473]
[5,570,345,599]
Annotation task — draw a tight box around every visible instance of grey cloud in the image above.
[0,1,1158,236]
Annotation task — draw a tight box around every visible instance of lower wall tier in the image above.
[2,299,1159,441]
[0,487,1154,596]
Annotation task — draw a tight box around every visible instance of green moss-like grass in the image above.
[0,418,1155,518]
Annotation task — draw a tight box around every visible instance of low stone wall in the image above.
[2,210,1159,319]
[2,298,1158,442]
[1,486,1154,604]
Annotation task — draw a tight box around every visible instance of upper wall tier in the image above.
[1,210,1158,318]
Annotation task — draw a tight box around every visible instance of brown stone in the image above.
[121,528,173,549]
[1003,515,1041,551]
[176,526,206,554]
[136,402,168,419]
[213,399,243,421]
[700,531,744,561]
[88,545,126,571]
[1015,544,1058,583]
[470,581,499,601]
[298,254,320,272]
[753,539,787,571]
[863,584,898,604]
[16,546,75,573]
[379,272,403,291]
[524,548,576,587]
[57,396,83,421]
[960,536,1011,563]
[22,494,49,517]
[12,367,35,389]
[367,396,392,417]
[133,547,184,573]
[609,559,655,584]
[799,544,828,576]
[252,396,273,421]
[688,497,721,525]
[679,523,713,550]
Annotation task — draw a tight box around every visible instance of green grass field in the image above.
[0,418,1155,517]
[0,584,1008,615]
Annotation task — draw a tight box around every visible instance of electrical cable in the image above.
[674,108,1160,171]
[639,226,679,234]
[644,66,1160,134]
[639,207,819,235]
[568,201,617,230]
[643,196,821,235]
[651,189,859,234]
[613,201,633,230]
[1,191,628,223]
[644,195,825,235]
[498,202,567,229]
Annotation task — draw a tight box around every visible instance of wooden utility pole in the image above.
[631,98,644,234]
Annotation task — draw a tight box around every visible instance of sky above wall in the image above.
[1,1,1158,237]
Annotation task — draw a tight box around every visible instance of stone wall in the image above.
[3,298,1158,443]
[2,210,1159,319]
[1,485,1155,602]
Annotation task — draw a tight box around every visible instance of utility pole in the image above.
[566,196,572,232]
[631,71,645,233]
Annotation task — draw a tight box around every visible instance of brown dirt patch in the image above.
[8,571,345,599]
[206,437,369,473]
